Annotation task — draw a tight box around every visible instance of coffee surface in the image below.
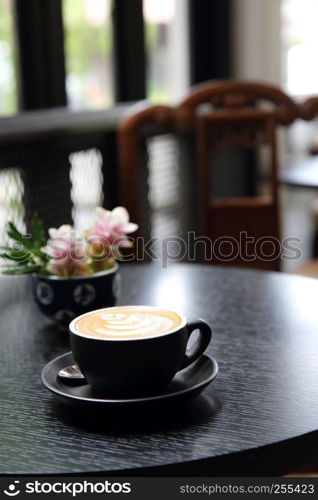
[75,306,182,339]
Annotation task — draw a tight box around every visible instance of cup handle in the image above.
[180,319,212,369]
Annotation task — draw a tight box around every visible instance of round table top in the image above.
[2,263,318,476]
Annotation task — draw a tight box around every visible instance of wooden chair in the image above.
[177,80,298,129]
[195,108,281,270]
[175,80,299,270]
[117,82,302,268]
[117,102,198,261]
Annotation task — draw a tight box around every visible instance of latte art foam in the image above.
[75,306,182,339]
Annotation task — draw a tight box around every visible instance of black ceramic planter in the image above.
[32,263,120,327]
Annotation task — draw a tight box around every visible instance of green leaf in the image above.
[30,213,46,248]
[2,265,41,275]
[28,248,46,260]
[2,215,50,275]
[7,222,32,250]
[0,253,17,260]
[0,250,31,262]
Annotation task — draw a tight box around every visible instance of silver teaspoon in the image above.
[58,364,86,383]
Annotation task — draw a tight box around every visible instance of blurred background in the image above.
[1,0,318,272]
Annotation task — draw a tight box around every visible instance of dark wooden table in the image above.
[2,263,318,476]
[280,156,318,189]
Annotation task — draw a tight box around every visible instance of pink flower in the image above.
[40,207,137,276]
[42,225,89,277]
[87,207,138,251]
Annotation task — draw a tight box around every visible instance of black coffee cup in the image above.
[69,306,212,397]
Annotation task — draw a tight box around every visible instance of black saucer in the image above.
[41,352,218,410]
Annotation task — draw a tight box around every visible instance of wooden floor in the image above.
[292,260,318,278]
[284,465,318,477]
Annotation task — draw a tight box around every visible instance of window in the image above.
[143,0,189,103]
[281,0,318,158]
[282,0,318,96]
[0,0,191,112]
[0,0,17,115]
[63,0,114,109]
